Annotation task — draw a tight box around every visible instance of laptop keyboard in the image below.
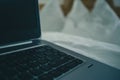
[0,45,83,80]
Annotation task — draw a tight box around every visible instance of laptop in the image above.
[0,0,120,80]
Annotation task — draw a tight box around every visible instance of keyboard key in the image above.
[17,71,34,80]
[39,73,53,80]
[40,63,52,72]
[29,67,44,76]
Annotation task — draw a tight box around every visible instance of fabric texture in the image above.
[40,0,65,32]
[113,0,120,7]
[63,0,119,43]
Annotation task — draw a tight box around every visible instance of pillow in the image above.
[113,0,120,7]
[63,0,120,43]
[91,0,120,40]
[40,0,65,32]
[63,0,89,37]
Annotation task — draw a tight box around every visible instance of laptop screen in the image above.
[0,0,41,46]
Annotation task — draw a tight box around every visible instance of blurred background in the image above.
[38,0,120,69]
[39,0,120,16]
[38,0,120,46]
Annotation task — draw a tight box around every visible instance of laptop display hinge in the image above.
[0,41,32,49]
[32,38,41,44]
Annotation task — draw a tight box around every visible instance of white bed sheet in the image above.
[42,32,120,70]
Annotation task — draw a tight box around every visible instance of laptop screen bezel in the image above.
[0,0,41,47]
